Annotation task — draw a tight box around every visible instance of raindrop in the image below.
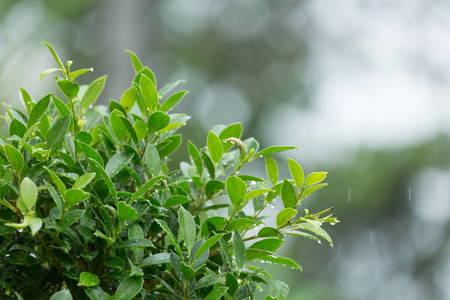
[89,105,93,109]
[270,205,275,209]
[370,232,373,244]
[260,260,265,263]
[235,171,240,175]
[347,188,352,203]
[259,156,263,158]
[317,240,322,244]
[250,181,256,185]
[18,229,23,233]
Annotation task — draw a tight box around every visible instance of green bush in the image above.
[0,42,338,300]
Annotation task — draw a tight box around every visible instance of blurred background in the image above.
[1,0,450,299]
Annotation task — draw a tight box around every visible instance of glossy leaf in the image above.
[227,176,247,208]
[119,116,138,145]
[144,144,161,176]
[205,286,229,300]
[155,219,182,257]
[49,290,72,300]
[281,179,296,208]
[28,94,50,129]
[228,218,254,231]
[78,272,100,287]
[269,280,289,300]
[81,75,107,111]
[69,67,93,81]
[47,115,70,152]
[20,87,34,114]
[300,183,328,202]
[201,150,215,179]
[305,171,328,187]
[205,180,225,199]
[129,175,166,204]
[147,111,170,135]
[118,201,138,222]
[57,79,79,99]
[140,74,158,113]
[188,141,203,176]
[258,227,283,239]
[233,231,246,270]
[10,119,27,138]
[193,233,225,262]
[159,91,188,113]
[134,119,148,140]
[163,195,190,208]
[296,222,333,247]
[178,206,196,252]
[265,155,278,186]
[207,131,224,164]
[105,152,134,178]
[276,208,297,228]
[256,146,299,158]
[5,144,24,173]
[113,276,143,299]
[64,189,90,209]
[21,177,37,210]
[219,123,243,151]
[110,110,127,141]
[120,85,137,112]
[29,217,42,236]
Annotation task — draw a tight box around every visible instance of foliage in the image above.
[0,42,338,300]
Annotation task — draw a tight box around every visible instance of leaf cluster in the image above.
[0,43,338,300]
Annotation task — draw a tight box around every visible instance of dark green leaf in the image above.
[105,152,134,178]
[147,112,170,135]
[193,233,225,262]
[257,227,283,239]
[155,219,182,256]
[158,134,182,158]
[227,218,254,231]
[226,273,239,295]
[140,253,171,267]
[201,149,215,179]
[163,195,190,208]
[88,158,117,203]
[205,286,228,300]
[281,179,296,208]
[178,206,196,252]
[79,141,104,167]
[205,180,224,199]
[201,216,228,236]
[114,276,143,299]
[60,209,86,229]
[188,141,203,176]
[117,239,154,248]
[196,275,225,290]
[10,119,27,138]
[159,91,188,113]
[110,110,127,141]
[233,231,245,270]
[46,167,66,196]
[249,238,284,252]
[47,115,70,152]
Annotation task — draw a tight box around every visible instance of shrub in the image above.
[0,42,338,300]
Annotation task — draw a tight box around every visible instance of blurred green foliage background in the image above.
[1,1,450,299]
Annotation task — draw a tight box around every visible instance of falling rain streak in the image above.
[347,188,352,203]
[370,232,373,244]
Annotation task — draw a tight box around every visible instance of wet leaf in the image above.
[287,158,304,189]
[159,91,188,113]
[207,131,224,164]
[281,179,296,208]
[179,206,196,252]
[81,75,107,111]
[227,176,247,208]
[78,272,100,287]
[21,177,37,210]
[47,115,70,152]
[276,208,297,228]
[234,231,245,270]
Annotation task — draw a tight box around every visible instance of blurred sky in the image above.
[1,1,450,299]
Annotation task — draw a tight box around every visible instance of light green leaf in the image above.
[40,67,61,81]
[205,286,229,300]
[105,152,134,178]
[245,189,272,202]
[227,218,254,231]
[117,201,138,222]
[147,111,170,135]
[19,87,34,114]
[117,239,154,249]
[296,222,333,247]
[5,144,24,173]
[120,85,137,112]
[207,131,224,164]
[119,116,138,145]
[126,49,144,73]
[46,115,70,152]
[144,144,161,176]
[41,41,64,69]
[287,158,304,189]
[265,155,278,186]
[129,175,166,204]
[305,172,328,187]
[69,68,93,81]
[276,208,298,228]
[64,189,89,210]
[163,195,191,208]
[269,280,289,300]
[219,123,243,151]
[79,141,104,168]
[159,91,188,113]
[257,227,283,239]
[178,206,196,252]
[281,179,296,208]
[46,182,63,218]
[140,253,171,267]
[299,183,328,203]
[84,287,109,300]
[28,94,50,129]
[264,255,302,271]
[57,79,79,99]
[188,141,203,176]
[73,173,96,190]
[134,119,148,141]
[49,289,73,300]
[140,74,158,113]
[158,79,185,98]
[21,177,37,210]
[226,176,247,208]
[233,231,246,270]
[193,233,225,262]
[46,167,66,196]
[256,146,299,158]
[10,119,27,138]
[29,217,42,236]
[81,75,107,112]
[201,216,228,236]
[110,110,127,141]
[78,272,100,287]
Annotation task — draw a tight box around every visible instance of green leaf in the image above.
[113,276,143,300]
[207,131,224,164]
[287,158,304,189]
[201,216,228,236]
[84,287,109,300]
[265,155,278,186]
[52,95,71,117]
[155,219,182,257]
[205,180,225,199]
[226,176,247,208]
[300,183,328,203]
[49,290,73,300]
[163,195,191,208]
[158,134,182,158]
[140,74,158,113]
[78,272,100,287]
[117,239,154,249]
[46,183,63,218]
[140,253,171,267]
[205,286,229,300]
[47,115,70,152]
[201,150,215,179]
[281,179,296,208]
[79,141,104,167]
[21,177,37,210]
[188,141,203,176]
[134,119,148,141]
[69,67,93,81]
[219,238,233,269]
[305,172,328,187]
[233,231,245,270]
[158,79,185,98]
[73,173,96,189]
[276,208,297,228]
[120,85,137,112]
[119,116,138,145]
[110,110,127,141]
[269,280,289,300]
[296,222,333,247]
[250,238,284,252]
[219,123,243,151]
[159,91,188,113]
[20,87,34,114]
[256,146,299,158]
[134,66,156,87]
[10,119,27,138]
[196,275,225,290]
[228,218,254,231]
[226,273,239,295]
[28,217,42,236]
[263,255,302,271]
[178,206,196,252]
[28,94,50,129]
[257,227,283,239]
[5,144,24,173]
[128,224,145,259]
[105,152,134,178]
[147,111,170,135]
[46,167,66,196]
[81,75,107,112]
[57,79,79,99]
[144,144,161,176]
[117,201,138,222]
[126,49,144,73]
[40,68,61,81]
[129,175,166,204]
[41,42,64,70]
[245,188,272,202]
[193,233,225,262]
[64,189,89,210]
